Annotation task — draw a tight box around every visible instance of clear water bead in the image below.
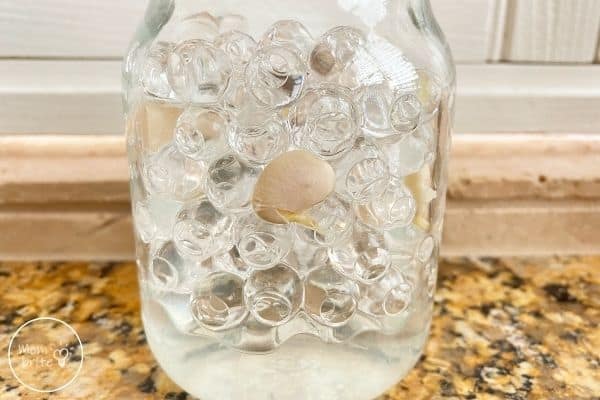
[229,112,290,165]
[141,41,174,100]
[310,26,366,79]
[167,39,232,104]
[304,266,360,327]
[333,137,389,203]
[206,154,259,213]
[237,215,293,270]
[261,20,314,60]
[359,267,413,317]
[151,241,187,291]
[381,133,428,177]
[357,177,416,229]
[213,246,250,277]
[244,264,304,326]
[290,85,360,160]
[190,271,247,331]
[173,198,234,258]
[133,200,156,243]
[295,195,354,247]
[328,224,391,284]
[174,105,230,161]
[356,83,393,138]
[245,45,307,108]
[390,93,421,134]
[143,144,205,201]
[214,31,257,73]
[173,12,220,42]
[218,14,248,34]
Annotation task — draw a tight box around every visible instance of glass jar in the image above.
[123,0,455,399]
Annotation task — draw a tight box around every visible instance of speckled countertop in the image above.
[0,257,598,399]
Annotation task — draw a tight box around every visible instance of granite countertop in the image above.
[0,257,598,399]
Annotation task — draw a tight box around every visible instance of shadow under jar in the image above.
[123,0,455,399]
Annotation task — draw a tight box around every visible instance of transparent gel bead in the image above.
[357,177,417,229]
[245,45,307,108]
[141,41,175,100]
[425,262,437,299]
[385,225,436,264]
[142,144,206,201]
[133,200,156,243]
[261,20,314,60]
[328,224,391,284]
[359,266,413,317]
[213,246,250,277]
[381,133,428,177]
[228,113,290,165]
[355,83,394,138]
[295,194,354,247]
[237,214,293,270]
[218,14,248,34]
[214,31,257,73]
[167,39,232,104]
[310,26,366,79]
[304,266,360,327]
[151,241,188,292]
[244,264,304,326]
[174,105,230,161]
[206,154,259,213]
[173,198,234,258]
[332,137,389,203]
[390,93,422,134]
[173,12,220,42]
[290,85,360,160]
[190,271,247,331]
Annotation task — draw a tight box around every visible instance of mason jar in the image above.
[123,0,455,398]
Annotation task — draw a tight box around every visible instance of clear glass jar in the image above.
[123,1,455,399]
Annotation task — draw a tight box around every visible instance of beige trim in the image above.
[1,133,599,259]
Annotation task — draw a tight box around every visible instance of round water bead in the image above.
[218,14,248,34]
[206,154,259,212]
[380,132,428,177]
[174,105,230,161]
[173,198,234,258]
[133,200,156,243]
[357,177,417,229]
[167,39,232,104]
[359,267,413,317]
[244,264,304,326]
[213,246,250,277]
[415,69,442,121]
[151,241,187,291]
[190,271,247,331]
[304,266,360,327]
[172,12,220,42]
[260,20,314,60]
[310,26,366,79]
[332,136,389,203]
[290,85,360,160]
[141,41,175,100]
[390,93,422,134]
[356,84,421,139]
[384,225,436,263]
[245,45,307,108]
[328,224,391,284]
[142,144,205,201]
[295,194,354,247]
[237,215,293,270]
[229,113,290,165]
[214,31,257,73]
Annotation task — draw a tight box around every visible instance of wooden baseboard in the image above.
[1,133,599,260]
